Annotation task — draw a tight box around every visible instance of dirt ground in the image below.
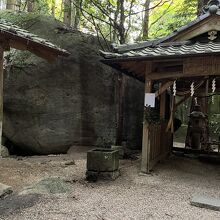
[0,147,220,220]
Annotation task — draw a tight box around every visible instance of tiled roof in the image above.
[0,19,69,57]
[100,41,220,60]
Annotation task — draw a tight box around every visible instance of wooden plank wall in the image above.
[148,122,172,171]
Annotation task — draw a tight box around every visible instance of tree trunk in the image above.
[27,0,35,12]
[197,0,209,15]
[142,0,150,40]
[0,47,3,148]
[119,0,126,44]
[73,0,80,29]
[6,0,16,10]
[51,0,56,17]
[63,0,72,26]
[17,0,22,11]
[112,0,120,42]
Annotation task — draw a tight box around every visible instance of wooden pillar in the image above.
[205,79,209,114]
[141,63,152,173]
[159,83,166,120]
[116,73,125,146]
[0,47,4,147]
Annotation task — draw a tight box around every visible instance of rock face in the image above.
[1,11,144,154]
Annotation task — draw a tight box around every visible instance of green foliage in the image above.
[208,95,220,139]
[0,10,40,27]
[144,106,160,124]
[149,0,197,38]
[1,0,199,43]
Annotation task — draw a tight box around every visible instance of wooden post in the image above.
[205,79,209,114]
[159,83,166,120]
[116,73,125,146]
[0,47,4,148]
[141,63,152,173]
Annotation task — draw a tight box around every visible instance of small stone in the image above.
[20,177,72,195]
[0,183,13,198]
[64,160,75,166]
[191,194,220,211]
[0,145,9,158]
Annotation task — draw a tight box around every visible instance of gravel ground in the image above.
[0,149,220,220]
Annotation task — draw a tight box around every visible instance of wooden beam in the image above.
[147,71,183,80]
[120,61,146,77]
[0,46,3,149]
[141,62,152,174]
[0,38,10,51]
[9,39,57,62]
[155,81,173,98]
[184,56,220,77]
[168,16,220,42]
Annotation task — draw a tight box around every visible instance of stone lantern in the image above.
[188,104,206,150]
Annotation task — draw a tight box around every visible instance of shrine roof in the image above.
[100,41,220,61]
[0,19,69,61]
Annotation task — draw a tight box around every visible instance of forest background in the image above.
[0,0,207,45]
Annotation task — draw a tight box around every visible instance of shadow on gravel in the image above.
[0,194,40,217]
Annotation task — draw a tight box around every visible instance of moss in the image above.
[0,10,103,53]
[0,10,103,68]
[0,10,40,27]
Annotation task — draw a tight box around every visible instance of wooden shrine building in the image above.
[101,0,220,173]
[0,19,69,148]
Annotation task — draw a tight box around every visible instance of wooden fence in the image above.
[148,122,173,171]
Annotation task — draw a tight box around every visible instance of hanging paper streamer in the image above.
[212,95,215,104]
[3,57,7,70]
[212,78,216,93]
[190,82,194,97]
[212,78,216,104]
[173,80,176,96]
[194,97,198,105]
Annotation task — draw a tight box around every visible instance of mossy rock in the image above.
[1,11,144,154]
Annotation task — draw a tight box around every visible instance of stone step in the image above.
[191,194,220,211]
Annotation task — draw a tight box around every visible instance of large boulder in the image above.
[1,11,144,154]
